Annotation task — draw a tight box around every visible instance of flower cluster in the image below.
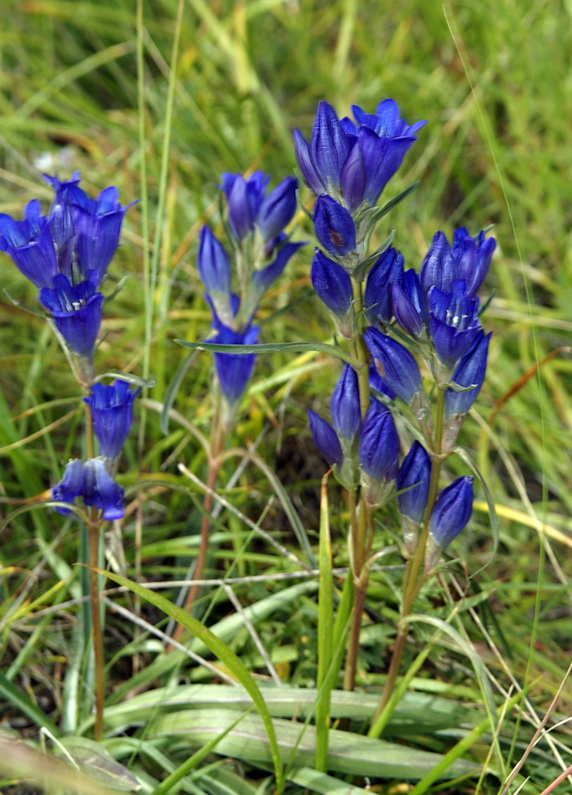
[0,173,133,374]
[196,172,303,407]
[53,379,139,520]
[0,173,138,521]
[297,98,494,567]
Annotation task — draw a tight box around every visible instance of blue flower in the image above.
[358,399,399,483]
[369,364,396,401]
[444,331,491,418]
[38,272,104,359]
[197,226,232,296]
[364,327,422,405]
[308,409,343,467]
[397,441,432,524]
[294,99,425,209]
[211,322,259,405]
[313,195,356,258]
[221,172,297,243]
[430,476,474,550]
[420,228,496,299]
[52,458,124,521]
[84,379,140,460]
[428,280,482,370]
[0,173,132,289]
[330,364,361,440]
[310,249,353,318]
[364,246,404,326]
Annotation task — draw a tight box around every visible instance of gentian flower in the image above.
[429,476,474,551]
[313,195,356,258]
[428,280,482,370]
[220,172,298,244]
[84,380,140,460]
[211,322,259,405]
[38,272,103,359]
[369,364,397,401]
[420,228,496,299]
[330,364,361,440]
[310,249,353,319]
[293,99,425,209]
[397,441,432,525]
[358,399,399,501]
[0,173,131,290]
[364,246,404,326]
[364,327,423,405]
[52,458,124,521]
[444,331,491,418]
[308,409,343,467]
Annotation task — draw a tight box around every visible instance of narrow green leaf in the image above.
[173,339,356,365]
[0,670,60,737]
[287,767,371,794]
[92,569,284,792]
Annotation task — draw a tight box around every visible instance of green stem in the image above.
[370,388,446,730]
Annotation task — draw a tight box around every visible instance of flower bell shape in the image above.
[38,272,103,359]
[364,327,422,405]
[397,441,432,525]
[330,364,361,440]
[420,228,496,299]
[0,172,132,290]
[444,331,491,418]
[358,399,399,484]
[293,99,425,209]
[308,409,343,467]
[84,379,140,460]
[364,246,404,326]
[210,322,259,405]
[311,249,353,318]
[428,280,482,370]
[314,195,356,258]
[429,476,474,551]
[52,458,124,521]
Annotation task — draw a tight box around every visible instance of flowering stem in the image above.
[370,388,446,734]
[343,277,373,691]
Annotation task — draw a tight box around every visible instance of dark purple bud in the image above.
[314,195,356,258]
[253,241,305,295]
[308,410,343,467]
[358,399,399,482]
[429,281,481,369]
[364,327,422,405]
[311,249,352,317]
[257,177,298,241]
[430,476,474,550]
[197,226,232,295]
[452,228,496,296]
[310,101,350,193]
[364,246,404,325]
[38,273,103,359]
[330,364,361,440]
[84,379,140,460]
[397,441,432,524]
[420,231,456,297]
[444,331,491,418]
[211,323,259,405]
[391,269,427,337]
